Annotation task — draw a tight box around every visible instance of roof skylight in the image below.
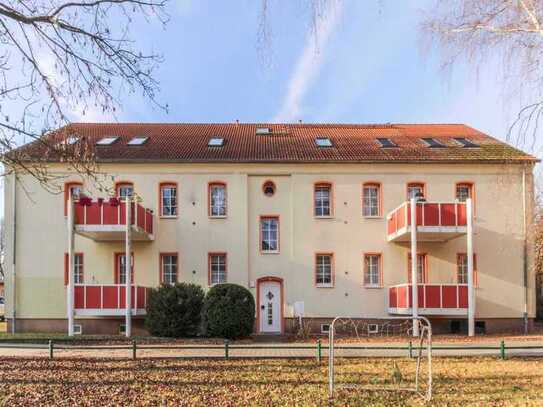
[421,137,446,148]
[59,136,79,146]
[376,137,398,148]
[127,136,149,146]
[315,137,333,147]
[256,127,271,135]
[96,136,119,146]
[453,137,479,148]
[208,137,224,147]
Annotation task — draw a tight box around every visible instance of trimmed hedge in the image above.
[203,284,255,339]
[145,283,205,337]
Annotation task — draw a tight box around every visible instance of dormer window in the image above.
[315,137,333,147]
[128,136,149,146]
[60,136,79,146]
[376,137,398,148]
[421,138,446,148]
[454,137,479,148]
[96,137,119,146]
[208,137,224,147]
[256,127,271,135]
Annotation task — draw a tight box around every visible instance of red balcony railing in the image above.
[74,199,153,235]
[388,283,468,314]
[74,284,151,315]
[387,201,467,240]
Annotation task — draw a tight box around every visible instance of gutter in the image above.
[522,167,529,334]
[10,172,16,333]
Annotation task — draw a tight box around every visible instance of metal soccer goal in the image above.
[328,316,432,401]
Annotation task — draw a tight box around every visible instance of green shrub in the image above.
[145,283,205,337]
[203,284,255,339]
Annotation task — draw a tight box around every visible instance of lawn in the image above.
[0,357,542,406]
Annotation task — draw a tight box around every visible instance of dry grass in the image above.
[0,357,542,406]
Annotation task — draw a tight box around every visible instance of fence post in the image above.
[132,340,137,361]
[408,340,413,358]
[49,340,54,360]
[224,339,229,360]
[500,339,506,360]
[317,339,322,363]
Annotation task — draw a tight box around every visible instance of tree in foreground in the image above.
[0,0,168,190]
[203,284,255,339]
[145,283,205,338]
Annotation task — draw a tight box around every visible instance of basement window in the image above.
[421,137,446,148]
[454,137,479,148]
[96,136,119,146]
[321,324,330,334]
[208,137,224,147]
[376,137,398,148]
[127,136,149,146]
[73,324,83,335]
[315,137,333,147]
[256,127,271,135]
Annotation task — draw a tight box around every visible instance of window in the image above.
[457,253,477,285]
[376,137,398,148]
[59,136,79,146]
[209,183,227,217]
[209,253,227,285]
[64,253,84,285]
[364,254,381,287]
[456,183,473,203]
[314,183,332,217]
[421,137,446,148]
[260,217,279,252]
[454,137,479,148]
[116,182,134,199]
[160,183,177,217]
[315,254,333,287]
[256,127,271,135]
[320,324,330,334]
[407,253,427,284]
[263,181,276,197]
[64,181,83,215]
[128,137,149,145]
[96,136,119,145]
[208,137,224,146]
[116,253,134,285]
[161,254,178,285]
[315,137,333,147]
[407,182,425,200]
[363,183,381,217]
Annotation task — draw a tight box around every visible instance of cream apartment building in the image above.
[3,123,537,335]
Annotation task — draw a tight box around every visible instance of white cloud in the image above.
[274,1,343,122]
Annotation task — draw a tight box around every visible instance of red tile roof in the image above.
[16,123,538,164]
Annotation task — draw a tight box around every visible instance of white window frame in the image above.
[209,254,227,285]
[316,254,333,287]
[118,254,133,285]
[162,254,178,285]
[260,217,279,253]
[117,184,134,199]
[364,254,381,287]
[314,184,332,217]
[209,184,227,217]
[161,185,177,217]
[363,184,380,217]
[74,254,84,285]
[456,184,472,202]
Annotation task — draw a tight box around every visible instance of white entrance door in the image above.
[259,281,281,333]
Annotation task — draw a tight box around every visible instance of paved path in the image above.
[1,341,543,359]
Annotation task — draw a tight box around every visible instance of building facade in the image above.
[3,123,538,335]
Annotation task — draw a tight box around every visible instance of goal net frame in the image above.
[328,316,432,401]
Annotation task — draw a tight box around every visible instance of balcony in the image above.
[74,284,151,316]
[388,283,468,316]
[386,201,467,242]
[74,198,154,241]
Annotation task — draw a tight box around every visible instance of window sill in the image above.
[316,284,334,288]
[314,216,334,220]
[364,285,383,289]
[362,216,383,220]
[160,215,178,219]
[261,250,280,255]
[209,215,227,219]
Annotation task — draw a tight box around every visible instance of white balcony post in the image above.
[467,198,475,337]
[125,197,132,338]
[67,195,75,337]
[410,197,419,337]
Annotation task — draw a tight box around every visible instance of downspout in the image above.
[11,172,16,334]
[522,167,529,334]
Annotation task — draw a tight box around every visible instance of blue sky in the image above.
[2,0,540,215]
